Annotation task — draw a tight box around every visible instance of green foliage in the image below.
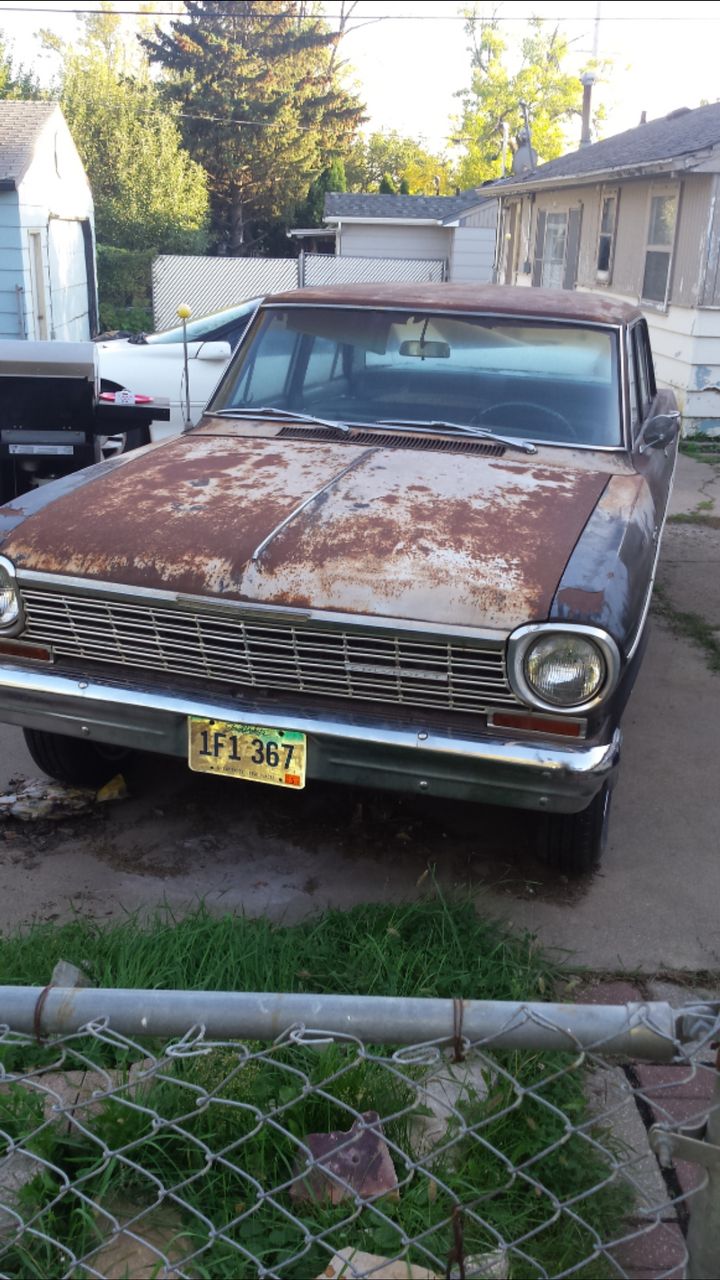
[45,6,208,256]
[96,244,156,333]
[379,171,397,194]
[296,156,347,227]
[0,897,557,1001]
[454,10,605,186]
[0,31,44,100]
[143,1,365,254]
[346,130,455,195]
[60,50,208,253]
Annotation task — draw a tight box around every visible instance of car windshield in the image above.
[209,306,622,447]
[145,301,259,346]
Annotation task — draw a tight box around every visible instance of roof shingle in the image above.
[0,101,58,187]
[324,189,492,223]
[502,100,720,188]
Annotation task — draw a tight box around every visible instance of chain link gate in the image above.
[1,988,718,1278]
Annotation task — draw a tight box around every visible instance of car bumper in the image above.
[0,662,621,813]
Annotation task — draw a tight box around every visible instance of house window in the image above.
[641,189,678,305]
[596,191,617,282]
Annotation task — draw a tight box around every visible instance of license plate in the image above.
[188,718,306,788]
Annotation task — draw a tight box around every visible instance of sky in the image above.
[0,0,719,155]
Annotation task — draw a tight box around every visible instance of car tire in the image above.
[23,728,134,789]
[536,782,612,877]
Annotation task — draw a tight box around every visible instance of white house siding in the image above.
[16,111,95,340]
[503,173,720,433]
[337,223,451,262]
[0,193,24,338]
[576,288,720,434]
[448,226,495,283]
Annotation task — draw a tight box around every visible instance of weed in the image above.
[652,584,720,672]
[667,512,720,529]
[680,438,720,466]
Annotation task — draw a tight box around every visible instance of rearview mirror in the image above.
[398,340,451,360]
[639,411,680,453]
[196,341,232,362]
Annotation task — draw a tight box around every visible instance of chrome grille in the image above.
[20,588,519,716]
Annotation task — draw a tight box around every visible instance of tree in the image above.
[454,9,604,187]
[297,156,347,227]
[346,131,455,195]
[144,1,366,254]
[50,10,208,254]
[0,32,44,99]
[379,172,397,195]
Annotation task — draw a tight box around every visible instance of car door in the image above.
[628,320,678,534]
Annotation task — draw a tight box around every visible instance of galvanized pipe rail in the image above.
[0,988,683,1059]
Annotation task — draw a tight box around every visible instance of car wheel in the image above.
[535,782,612,876]
[23,728,134,789]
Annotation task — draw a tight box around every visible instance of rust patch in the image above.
[556,587,606,615]
[3,435,610,633]
[1,437,370,598]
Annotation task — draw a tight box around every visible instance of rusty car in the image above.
[0,285,679,874]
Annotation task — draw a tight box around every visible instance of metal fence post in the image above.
[685,1065,720,1280]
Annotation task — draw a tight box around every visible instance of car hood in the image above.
[0,433,609,632]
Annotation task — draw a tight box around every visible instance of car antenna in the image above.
[177,304,193,431]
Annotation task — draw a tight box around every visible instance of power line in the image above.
[0,4,714,18]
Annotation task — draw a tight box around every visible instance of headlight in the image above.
[525,634,605,706]
[507,624,621,712]
[0,557,20,630]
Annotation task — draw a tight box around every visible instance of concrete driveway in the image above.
[0,452,718,973]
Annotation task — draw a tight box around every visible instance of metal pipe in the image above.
[580,73,597,148]
[0,989,678,1059]
[686,1066,720,1279]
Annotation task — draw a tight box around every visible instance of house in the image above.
[495,100,720,434]
[323,191,499,284]
[0,101,97,341]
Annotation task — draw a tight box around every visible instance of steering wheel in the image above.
[477,401,578,441]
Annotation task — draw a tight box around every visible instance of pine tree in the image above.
[144,1,365,254]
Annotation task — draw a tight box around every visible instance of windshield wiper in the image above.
[210,406,351,435]
[374,419,537,455]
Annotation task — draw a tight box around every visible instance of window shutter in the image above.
[563,207,583,290]
[531,211,546,286]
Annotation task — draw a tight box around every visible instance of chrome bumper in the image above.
[0,663,621,813]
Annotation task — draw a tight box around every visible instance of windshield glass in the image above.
[209,306,622,447]
[145,301,258,345]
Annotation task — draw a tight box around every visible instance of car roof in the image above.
[263,283,641,327]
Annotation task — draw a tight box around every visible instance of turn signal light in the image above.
[489,711,585,738]
[0,638,52,662]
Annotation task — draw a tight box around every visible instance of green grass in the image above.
[680,437,720,465]
[668,511,720,529]
[0,898,557,1002]
[0,901,629,1278]
[653,582,720,673]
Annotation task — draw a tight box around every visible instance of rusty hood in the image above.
[0,433,609,631]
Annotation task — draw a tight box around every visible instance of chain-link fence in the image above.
[1,988,718,1278]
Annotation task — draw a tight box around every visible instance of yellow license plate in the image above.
[188,718,306,788]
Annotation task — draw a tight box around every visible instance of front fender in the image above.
[549,474,656,654]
